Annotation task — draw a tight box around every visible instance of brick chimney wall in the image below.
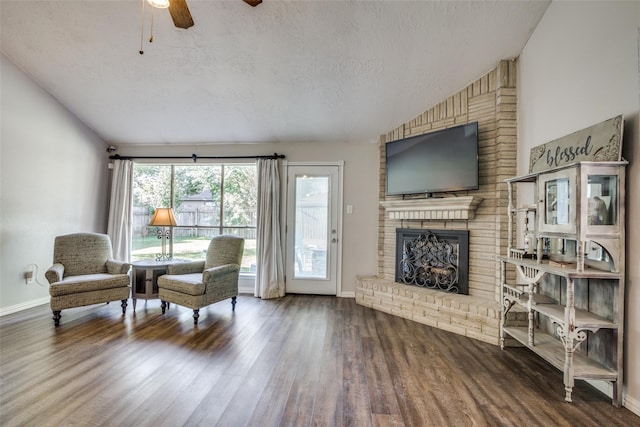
[356,60,522,345]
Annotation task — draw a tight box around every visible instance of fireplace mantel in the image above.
[380,196,483,220]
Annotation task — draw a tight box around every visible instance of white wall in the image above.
[518,1,640,413]
[117,140,380,296]
[0,48,378,310]
[0,54,110,313]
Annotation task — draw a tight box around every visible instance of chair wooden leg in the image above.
[193,309,199,325]
[121,299,127,314]
[52,311,61,327]
[161,301,167,314]
[231,296,237,311]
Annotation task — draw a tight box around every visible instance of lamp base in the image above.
[155,253,173,262]
[155,227,173,262]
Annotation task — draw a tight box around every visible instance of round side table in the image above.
[130,259,187,311]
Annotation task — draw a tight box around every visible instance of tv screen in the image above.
[385,122,478,196]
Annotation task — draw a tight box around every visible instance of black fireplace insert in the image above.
[395,228,469,294]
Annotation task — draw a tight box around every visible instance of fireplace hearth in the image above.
[395,228,469,295]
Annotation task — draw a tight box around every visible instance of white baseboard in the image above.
[238,275,255,295]
[0,297,49,317]
[239,289,355,298]
[238,285,255,295]
[585,380,640,416]
[624,393,640,416]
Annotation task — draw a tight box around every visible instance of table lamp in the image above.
[149,207,177,261]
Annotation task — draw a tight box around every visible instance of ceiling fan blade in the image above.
[243,0,262,6]
[168,0,194,29]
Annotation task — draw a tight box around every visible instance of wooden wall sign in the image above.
[529,115,623,173]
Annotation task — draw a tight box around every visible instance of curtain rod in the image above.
[109,153,285,162]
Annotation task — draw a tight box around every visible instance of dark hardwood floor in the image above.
[0,295,637,426]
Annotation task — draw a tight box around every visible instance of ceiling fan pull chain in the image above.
[149,8,155,43]
[139,0,145,54]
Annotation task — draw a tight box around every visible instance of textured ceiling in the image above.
[1,0,550,145]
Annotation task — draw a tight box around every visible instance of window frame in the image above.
[131,161,258,276]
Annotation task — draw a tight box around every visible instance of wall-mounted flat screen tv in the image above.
[385,122,478,196]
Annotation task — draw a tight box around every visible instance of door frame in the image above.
[282,161,344,296]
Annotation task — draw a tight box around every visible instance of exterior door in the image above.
[285,163,342,295]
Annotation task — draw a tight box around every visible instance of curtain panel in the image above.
[254,158,285,299]
[107,159,133,261]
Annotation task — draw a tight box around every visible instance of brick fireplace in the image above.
[355,60,523,345]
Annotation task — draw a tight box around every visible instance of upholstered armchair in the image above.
[157,235,244,325]
[46,233,131,326]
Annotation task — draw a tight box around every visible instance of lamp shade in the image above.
[147,0,170,9]
[149,208,177,227]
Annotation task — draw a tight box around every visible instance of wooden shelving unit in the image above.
[502,326,617,380]
[499,161,627,407]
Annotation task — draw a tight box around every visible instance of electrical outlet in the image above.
[24,269,34,284]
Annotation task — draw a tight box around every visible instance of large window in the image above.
[132,163,257,274]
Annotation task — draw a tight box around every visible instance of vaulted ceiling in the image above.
[1,0,550,145]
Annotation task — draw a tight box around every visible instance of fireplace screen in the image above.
[395,229,469,294]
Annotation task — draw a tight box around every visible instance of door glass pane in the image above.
[587,175,617,225]
[545,178,570,225]
[294,175,329,279]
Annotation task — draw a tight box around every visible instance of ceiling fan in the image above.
[148,0,262,30]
